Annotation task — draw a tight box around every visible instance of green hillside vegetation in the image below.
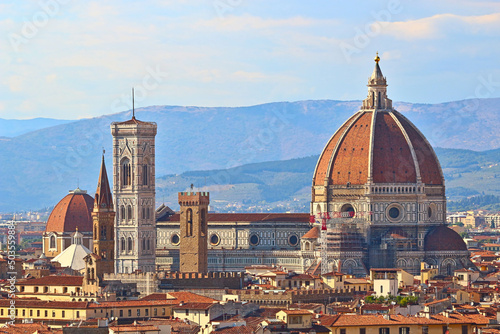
[157,149,500,212]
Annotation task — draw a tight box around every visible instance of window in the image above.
[462,326,467,334]
[380,328,390,334]
[400,327,410,334]
[186,209,193,236]
[340,329,346,334]
[360,328,366,334]
[50,235,56,249]
[162,308,165,316]
[44,310,48,317]
[128,237,133,253]
[186,309,189,316]
[120,310,123,317]
[122,160,131,186]
[37,310,40,317]
[128,309,132,317]
[422,326,429,334]
[142,238,146,251]
[147,239,150,250]
[205,310,209,316]
[76,311,80,318]
[145,309,149,316]
[52,311,55,317]
[154,308,157,316]
[127,206,133,222]
[143,164,148,185]
[137,309,141,317]
[62,311,65,318]
[121,206,126,221]
[22,309,25,316]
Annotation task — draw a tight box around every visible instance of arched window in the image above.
[146,208,150,220]
[127,206,133,222]
[378,91,381,108]
[127,237,133,253]
[186,209,193,237]
[122,159,131,187]
[121,238,126,253]
[100,226,106,240]
[120,205,127,221]
[142,238,146,251]
[142,164,148,185]
[147,239,150,250]
[50,235,56,249]
[142,207,146,219]
[200,208,207,236]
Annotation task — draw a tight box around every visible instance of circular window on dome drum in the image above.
[428,203,437,222]
[249,233,260,246]
[209,233,220,246]
[341,204,356,218]
[171,233,180,246]
[386,204,404,223]
[288,234,299,247]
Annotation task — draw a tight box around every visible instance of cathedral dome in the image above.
[45,188,94,233]
[424,225,467,252]
[313,59,443,187]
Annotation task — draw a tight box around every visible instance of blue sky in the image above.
[1,0,500,119]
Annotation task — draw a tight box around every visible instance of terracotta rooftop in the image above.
[16,275,83,286]
[424,225,467,252]
[45,190,94,233]
[302,226,319,239]
[313,109,443,186]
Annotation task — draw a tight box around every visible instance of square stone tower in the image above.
[178,191,209,273]
[111,116,157,273]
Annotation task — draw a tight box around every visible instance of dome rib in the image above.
[45,190,94,233]
[313,112,360,186]
[388,111,422,183]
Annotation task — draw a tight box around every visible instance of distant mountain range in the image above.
[0,118,72,138]
[1,98,499,212]
[156,148,500,213]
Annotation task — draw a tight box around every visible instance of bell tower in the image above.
[92,155,115,274]
[178,191,209,273]
[111,114,157,273]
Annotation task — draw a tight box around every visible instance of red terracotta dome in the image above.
[424,225,467,252]
[313,60,443,187]
[45,188,94,233]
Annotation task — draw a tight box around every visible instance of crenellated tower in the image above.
[178,191,209,273]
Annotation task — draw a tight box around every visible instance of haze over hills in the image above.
[0,118,72,138]
[0,98,499,212]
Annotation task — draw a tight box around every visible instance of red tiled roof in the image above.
[45,191,94,233]
[16,275,83,286]
[425,225,467,252]
[173,302,214,310]
[0,299,88,309]
[109,325,159,332]
[313,109,443,186]
[280,309,313,315]
[302,226,319,239]
[167,213,309,223]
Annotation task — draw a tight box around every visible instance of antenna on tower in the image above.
[132,87,135,119]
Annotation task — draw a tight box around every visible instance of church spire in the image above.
[362,53,392,110]
[94,154,113,211]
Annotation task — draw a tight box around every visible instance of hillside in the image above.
[0,98,499,211]
[156,148,500,213]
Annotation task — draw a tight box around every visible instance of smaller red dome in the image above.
[424,225,467,252]
[302,226,319,239]
[45,189,94,233]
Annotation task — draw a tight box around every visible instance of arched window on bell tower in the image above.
[142,164,148,185]
[122,159,131,187]
[200,208,207,236]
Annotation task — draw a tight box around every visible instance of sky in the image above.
[1,0,500,120]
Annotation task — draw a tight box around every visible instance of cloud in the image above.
[195,14,329,32]
[380,13,500,41]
